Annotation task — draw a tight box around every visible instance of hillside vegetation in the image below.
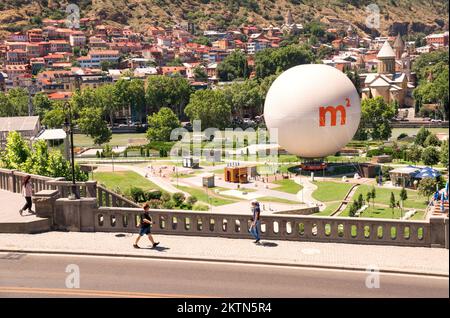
[0,0,448,38]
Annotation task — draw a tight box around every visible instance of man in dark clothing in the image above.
[133,203,160,249]
[250,200,261,244]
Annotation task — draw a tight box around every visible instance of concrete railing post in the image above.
[430,216,448,248]
[54,198,97,232]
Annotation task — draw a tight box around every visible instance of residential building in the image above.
[246,39,270,55]
[425,32,449,47]
[69,32,87,47]
[0,116,41,149]
[49,40,71,53]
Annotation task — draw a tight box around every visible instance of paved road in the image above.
[0,253,447,298]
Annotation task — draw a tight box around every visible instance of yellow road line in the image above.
[0,286,211,298]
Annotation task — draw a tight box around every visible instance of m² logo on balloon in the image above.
[319,98,351,127]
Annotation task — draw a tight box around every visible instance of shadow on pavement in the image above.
[261,242,278,247]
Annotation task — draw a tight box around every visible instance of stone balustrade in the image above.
[0,168,58,193]
[2,168,448,248]
[1,168,138,208]
[91,206,441,247]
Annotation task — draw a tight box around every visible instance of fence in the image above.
[0,168,138,208]
[93,206,432,247]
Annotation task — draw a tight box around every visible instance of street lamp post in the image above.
[64,101,79,199]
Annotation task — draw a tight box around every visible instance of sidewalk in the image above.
[0,232,448,276]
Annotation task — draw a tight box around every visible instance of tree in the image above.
[390,192,396,217]
[1,131,31,170]
[371,186,376,209]
[193,66,208,82]
[359,97,395,140]
[223,79,263,118]
[366,191,372,208]
[440,140,449,167]
[77,107,112,145]
[46,150,70,179]
[192,36,212,47]
[255,44,315,79]
[217,49,250,81]
[184,89,231,129]
[0,92,15,117]
[349,203,357,217]
[406,146,423,164]
[146,107,181,142]
[33,93,53,119]
[41,105,66,129]
[418,178,438,202]
[422,146,440,166]
[100,60,119,71]
[415,127,431,146]
[166,57,183,66]
[127,79,146,122]
[399,187,408,217]
[71,87,99,115]
[304,21,325,38]
[424,133,441,147]
[145,75,192,117]
[413,51,449,120]
[96,84,119,126]
[0,89,29,117]
[358,193,364,208]
[23,139,49,176]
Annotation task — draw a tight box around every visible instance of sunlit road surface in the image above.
[0,253,448,298]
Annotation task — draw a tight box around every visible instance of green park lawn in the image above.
[74,133,147,147]
[349,185,428,210]
[339,204,426,220]
[175,185,236,206]
[272,179,303,194]
[92,170,161,193]
[312,181,354,202]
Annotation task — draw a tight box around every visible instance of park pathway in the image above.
[95,164,190,198]
[293,176,325,211]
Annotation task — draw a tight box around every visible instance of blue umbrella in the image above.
[415,167,441,179]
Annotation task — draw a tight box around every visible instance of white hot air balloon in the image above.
[264,64,361,158]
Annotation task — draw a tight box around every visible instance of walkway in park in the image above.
[0,231,448,276]
[293,176,325,211]
[0,190,50,233]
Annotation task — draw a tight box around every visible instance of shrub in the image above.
[147,199,162,209]
[366,148,383,157]
[146,190,162,201]
[160,192,171,202]
[186,196,198,206]
[172,192,186,206]
[130,186,145,202]
[162,200,175,209]
[424,134,441,147]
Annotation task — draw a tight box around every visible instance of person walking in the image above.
[19,175,33,216]
[133,203,160,249]
[249,199,261,244]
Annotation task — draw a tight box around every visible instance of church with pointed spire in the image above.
[361,37,415,108]
[280,10,302,35]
